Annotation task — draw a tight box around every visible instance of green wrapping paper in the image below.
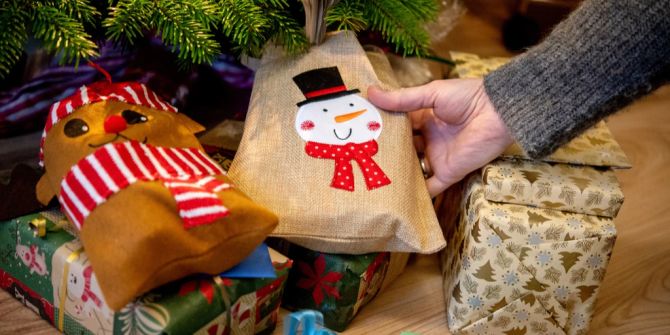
[0,210,292,335]
[273,241,408,332]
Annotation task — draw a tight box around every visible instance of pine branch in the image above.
[326,0,367,32]
[32,3,99,66]
[398,0,438,21]
[219,0,308,58]
[56,0,100,25]
[265,7,309,56]
[170,0,220,30]
[0,0,28,78]
[104,0,154,43]
[218,0,269,57]
[364,0,433,56]
[151,0,221,64]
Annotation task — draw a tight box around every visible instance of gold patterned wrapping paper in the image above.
[501,121,631,169]
[483,159,624,218]
[450,52,510,79]
[449,52,631,169]
[442,176,617,335]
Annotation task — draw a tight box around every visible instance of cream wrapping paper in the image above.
[450,51,631,168]
[442,176,617,335]
[483,159,624,218]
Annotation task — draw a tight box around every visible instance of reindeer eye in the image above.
[322,108,328,113]
[64,119,89,138]
[349,103,354,107]
[122,110,148,124]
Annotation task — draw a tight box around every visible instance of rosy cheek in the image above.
[367,121,381,131]
[300,120,315,131]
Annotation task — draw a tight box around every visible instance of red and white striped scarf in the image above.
[58,141,231,230]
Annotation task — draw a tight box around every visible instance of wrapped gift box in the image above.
[450,51,510,79]
[443,51,631,335]
[270,240,408,332]
[0,210,292,335]
[483,159,624,218]
[500,121,631,169]
[442,176,617,335]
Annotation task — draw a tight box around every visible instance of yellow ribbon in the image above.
[29,218,47,237]
[58,248,83,331]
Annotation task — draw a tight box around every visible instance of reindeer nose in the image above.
[104,115,127,134]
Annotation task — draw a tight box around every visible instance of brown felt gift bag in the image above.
[228,32,445,254]
[36,79,277,310]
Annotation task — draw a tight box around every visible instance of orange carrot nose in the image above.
[104,115,127,134]
[335,109,367,123]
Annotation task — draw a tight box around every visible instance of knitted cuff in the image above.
[483,0,670,159]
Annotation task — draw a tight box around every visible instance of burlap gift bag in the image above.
[229,32,444,254]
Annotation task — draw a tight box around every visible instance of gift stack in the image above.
[269,239,409,332]
[1,139,291,335]
[440,53,632,335]
[0,210,291,335]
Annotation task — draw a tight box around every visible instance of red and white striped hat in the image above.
[39,80,177,167]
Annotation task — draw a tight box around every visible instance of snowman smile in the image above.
[333,128,353,141]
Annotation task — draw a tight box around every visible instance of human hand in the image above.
[368,78,514,197]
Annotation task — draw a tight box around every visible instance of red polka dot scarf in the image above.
[305,140,391,191]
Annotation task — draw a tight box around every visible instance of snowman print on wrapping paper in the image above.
[293,67,391,191]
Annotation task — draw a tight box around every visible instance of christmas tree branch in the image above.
[104,0,154,43]
[151,0,220,64]
[218,0,270,57]
[363,0,433,56]
[0,0,28,76]
[264,5,309,57]
[32,3,99,65]
[325,0,367,32]
[57,0,100,25]
[0,0,438,78]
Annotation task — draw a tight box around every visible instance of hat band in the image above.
[304,85,347,99]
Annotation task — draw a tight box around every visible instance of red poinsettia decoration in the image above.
[296,254,343,306]
[364,253,388,283]
[178,279,215,304]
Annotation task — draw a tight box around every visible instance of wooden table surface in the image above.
[2,3,669,334]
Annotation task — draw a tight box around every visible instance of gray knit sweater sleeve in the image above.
[484,0,670,158]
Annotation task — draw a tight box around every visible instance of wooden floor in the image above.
[2,3,669,334]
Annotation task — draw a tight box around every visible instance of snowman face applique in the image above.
[292,66,391,192]
[295,94,383,144]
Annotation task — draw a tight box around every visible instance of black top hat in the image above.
[293,67,360,107]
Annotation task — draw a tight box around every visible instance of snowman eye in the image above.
[322,108,328,112]
[349,103,354,107]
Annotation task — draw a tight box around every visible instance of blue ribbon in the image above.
[283,310,336,335]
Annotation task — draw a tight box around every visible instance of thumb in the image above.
[368,82,439,112]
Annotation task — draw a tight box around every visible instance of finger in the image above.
[413,135,425,153]
[426,176,451,198]
[368,83,439,112]
[408,108,429,129]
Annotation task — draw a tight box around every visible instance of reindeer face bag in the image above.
[229,33,445,254]
[36,77,277,310]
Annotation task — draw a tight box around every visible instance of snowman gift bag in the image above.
[229,31,445,254]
